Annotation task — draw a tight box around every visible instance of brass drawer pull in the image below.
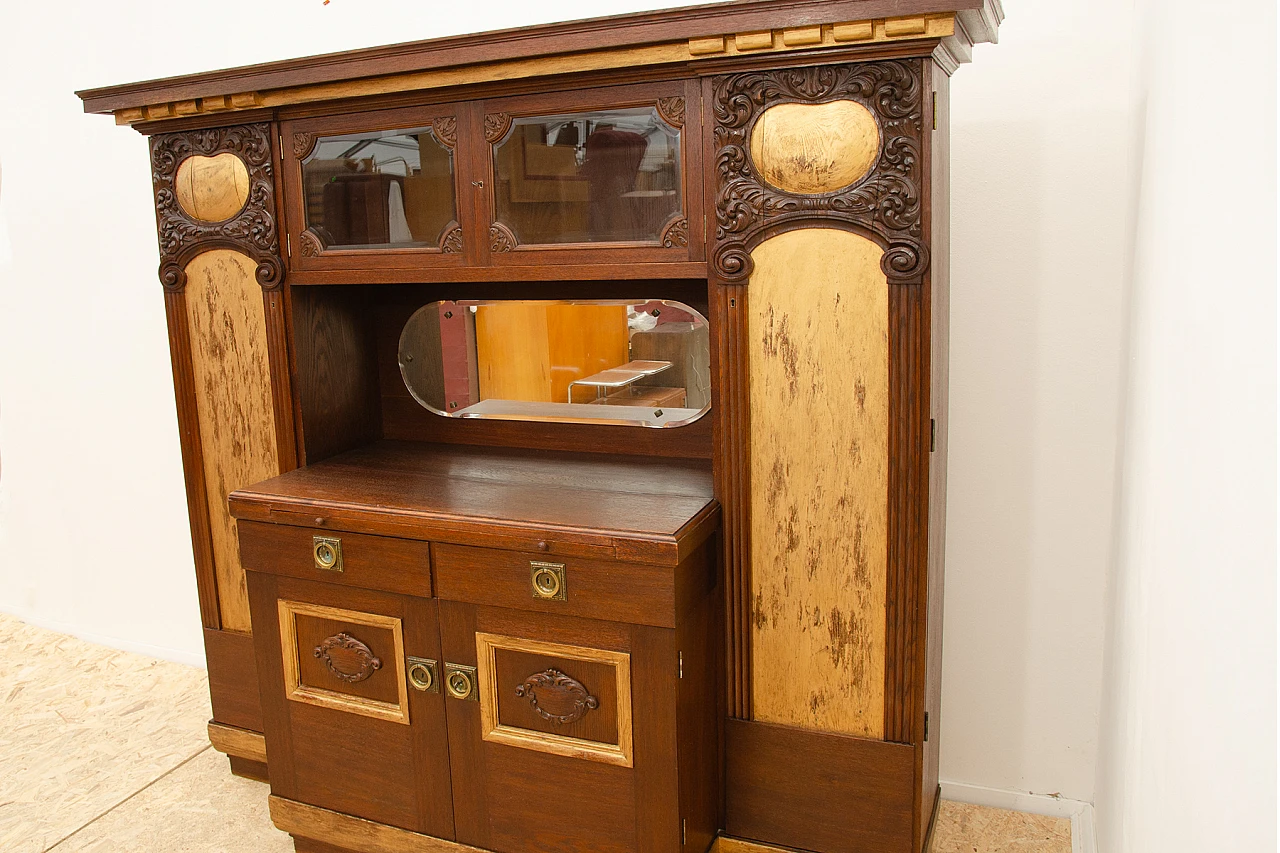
[407,657,439,693]
[444,663,478,701]
[530,561,566,601]
[313,536,343,572]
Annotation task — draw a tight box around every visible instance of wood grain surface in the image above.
[270,796,483,853]
[229,441,716,566]
[184,249,280,632]
[725,718,915,853]
[748,228,888,738]
[174,152,249,222]
[749,100,880,195]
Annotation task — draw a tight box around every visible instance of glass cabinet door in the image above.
[282,105,468,276]
[480,82,702,268]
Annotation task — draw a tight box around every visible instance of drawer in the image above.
[433,543,675,629]
[238,520,431,598]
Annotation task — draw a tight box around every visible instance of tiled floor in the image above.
[0,612,1071,852]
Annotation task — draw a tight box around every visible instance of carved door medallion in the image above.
[278,600,410,724]
[476,632,632,767]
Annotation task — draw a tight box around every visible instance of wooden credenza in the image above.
[76,2,1003,852]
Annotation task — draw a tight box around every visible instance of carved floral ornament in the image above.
[151,123,283,291]
[712,61,930,285]
[314,632,383,684]
[515,668,600,725]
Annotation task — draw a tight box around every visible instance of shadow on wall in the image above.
[943,118,1043,788]
[943,108,1129,800]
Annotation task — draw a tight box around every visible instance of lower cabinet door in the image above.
[439,601,682,853]
[248,572,456,839]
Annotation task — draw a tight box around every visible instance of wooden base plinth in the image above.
[228,755,269,783]
[725,719,915,853]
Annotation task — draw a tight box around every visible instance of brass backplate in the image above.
[530,561,567,601]
[407,657,439,693]
[313,536,343,572]
[445,663,478,701]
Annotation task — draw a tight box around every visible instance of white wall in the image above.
[1093,1,1278,851]
[0,0,1273,835]
[941,1,1136,802]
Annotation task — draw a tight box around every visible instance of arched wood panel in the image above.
[748,227,888,738]
[184,249,281,632]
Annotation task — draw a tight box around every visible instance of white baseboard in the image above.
[939,781,1097,853]
[1,610,207,668]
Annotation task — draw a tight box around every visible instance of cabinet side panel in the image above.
[920,62,951,851]
[748,228,888,739]
[184,249,281,633]
[725,718,914,853]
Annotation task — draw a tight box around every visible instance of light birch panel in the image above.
[184,249,280,632]
[748,228,889,738]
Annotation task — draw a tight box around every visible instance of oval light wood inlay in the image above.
[174,152,250,222]
[749,100,879,195]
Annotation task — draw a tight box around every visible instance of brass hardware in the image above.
[407,657,439,693]
[445,663,478,701]
[530,561,566,601]
[313,536,343,572]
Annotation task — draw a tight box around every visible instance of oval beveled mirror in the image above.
[398,299,710,428]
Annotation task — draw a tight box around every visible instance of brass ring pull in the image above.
[444,663,477,701]
[313,536,343,572]
[530,561,566,601]
[407,657,438,693]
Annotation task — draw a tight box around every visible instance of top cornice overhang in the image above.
[76,0,1003,123]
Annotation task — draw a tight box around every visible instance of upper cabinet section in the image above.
[482,82,698,267]
[281,82,703,282]
[284,103,468,277]
[302,124,458,251]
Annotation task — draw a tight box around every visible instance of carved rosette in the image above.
[515,669,600,725]
[712,62,929,285]
[292,131,317,159]
[656,96,686,129]
[484,112,513,144]
[439,222,464,253]
[298,229,324,258]
[151,123,283,291]
[314,632,382,684]
[661,217,690,249]
[489,222,517,253]
[431,116,458,149]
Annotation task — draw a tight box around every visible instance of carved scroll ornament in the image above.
[515,669,599,725]
[712,61,929,285]
[151,123,283,291]
[314,632,383,684]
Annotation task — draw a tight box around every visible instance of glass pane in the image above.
[493,107,681,245]
[399,300,709,428]
[302,125,456,250]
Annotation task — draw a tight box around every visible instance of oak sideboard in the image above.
[77,3,1003,852]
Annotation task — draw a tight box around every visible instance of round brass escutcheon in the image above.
[174,152,251,223]
[532,566,561,599]
[409,663,434,692]
[314,541,337,569]
[749,100,880,195]
[446,670,473,700]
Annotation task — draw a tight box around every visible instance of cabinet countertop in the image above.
[229,440,718,566]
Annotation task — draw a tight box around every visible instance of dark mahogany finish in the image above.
[78,0,1001,849]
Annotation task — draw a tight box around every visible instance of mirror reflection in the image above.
[493,107,682,245]
[302,126,457,249]
[399,300,710,428]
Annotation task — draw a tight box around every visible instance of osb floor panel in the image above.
[1,611,1071,852]
[929,801,1072,853]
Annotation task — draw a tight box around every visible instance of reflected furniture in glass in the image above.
[76,3,1003,853]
